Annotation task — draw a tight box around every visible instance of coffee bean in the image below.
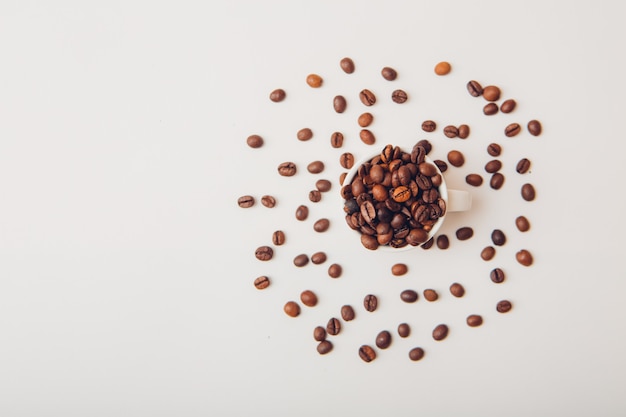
[326,318,341,335]
[293,254,309,267]
[278,162,297,177]
[467,315,483,327]
[246,134,263,148]
[314,326,327,341]
[490,267,505,283]
[422,120,437,132]
[432,324,449,341]
[456,226,474,240]
[497,300,513,313]
[307,161,325,174]
[436,234,450,249]
[491,229,506,246]
[333,95,347,113]
[521,183,536,201]
[528,119,542,136]
[306,73,323,88]
[398,323,411,338]
[359,89,376,106]
[309,189,322,202]
[376,330,392,349]
[364,294,378,312]
[516,249,533,266]
[421,237,435,249]
[400,289,418,303]
[330,132,344,148]
[237,195,255,208]
[434,61,451,75]
[315,179,332,192]
[300,290,318,307]
[381,67,397,81]
[483,102,499,115]
[255,246,273,261]
[485,160,502,173]
[501,99,516,113]
[391,263,408,276]
[340,152,355,169]
[458,124,470,139]
[466,174,483,187]
[450,282,465,297]
[269,88,286,102]
[328,263,342,278]
[408,347,425,361]
[515,215,530,232]
[272,230,285,246]
[341,305,355,321]
[434,159,448,172]
[317,340,333,355]
[505,123,521,137]
[487,142,502,156]
[423,289,439,302]
[284,301,300,317]
[516,158,531,174]
[447,150,465,167]
[467,80,483,97]
[419,162,438,176]
[391,89,408,103]
[313,218,330,233]
[416,139,433,154]
[361,234,379,250]
[391,186,411,202]
[261,195,276,208]
[360,129,376,145]
[339,172,347,185]
[443,125,459,138]
[311,251,327,265]
[483,85,501,101]
[253,275,270,290]
[481,246,496,261]
[359,345,377,362]
[340,57,355,74]
[295,205,309,221]
[490,173,505,190]
[358,112,374,127]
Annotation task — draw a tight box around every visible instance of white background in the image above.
[1,1,625,416]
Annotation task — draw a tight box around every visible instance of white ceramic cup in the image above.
[343,150,472,252]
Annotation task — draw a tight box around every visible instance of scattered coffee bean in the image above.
[515,215,531,232]
[516,158,531,174]
[341,305,355,321]
[381,67,397,81]
[483,102,499,115]
[505,123,521,137]
[359,89,376,106]
[423,289,439,302]
[501,99,516,113]
[333,95,347,113]
[447,150,465,167]
[483,85,501,101]
[408,347,425,361]
[307,161,325,174]
[283,301,300,317]
[315,179,332,192]
[491,229,506,246]
[313,218,330,232]
[391,89,408,103]
[330,132,344,148]
[246,134,263,148]
[300,290,318,307]
[326,317,341,335]
[359,345,377,362]
[340,152,355,169]
[269,88,286,102]
[255,246,274,261]
[364,294,378,312]
[434,159,448,172]
[528,119,542,136]
[297,128,313,141]
[295,205,309,221]
[436,234,450,249]
[278,162,297,177]
[317,340,333,355]
[432,324,449,341]
[391,263,408,276]
[254,275,270,290]
[521,183,536,201]
[314,326,326,341]
[293,254,309,267]
[237,195,255,208]
[309,189,322,202]
[516,249,533,266]
[485,160,502,173]
[400,289,418,303]
[311,251,327,265]
[487,142,502,156]
[272,230,285,246]
[490,267,505,283]
[466,174,483,187]
[328,263,342,278]
[481,246,496,261]
[306,74,323,88]
[443,125,459,138]
[458,124,470,139]
[467,314,483,327]
[450,282,465,297]
[422,120,437,132]
[490,173,505,190]
[340,57,355,74]
[434,61,451,75]
[398,323,411,338]
[456,226,474,240]
[467,80,483,97]
[261,195,276,208]
[358,112,374,127]
[360,129,376,145]
[497,300,513,313]
[376,330,392,349]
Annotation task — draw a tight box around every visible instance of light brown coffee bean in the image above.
[434,61,451,75]
[340,152,355,169]
[306,73,323,88]
[466,174,483,187]
[481,246,496,261]
[333,95,347,113]
[423,289,439,302]
[341,305,355,321]
[483,85,501,101]
[272,230,285,246]
[359,89,376,106]
[261,195,276,208]
[315,179,332,192]
[237,195,255,208]
[409,347,425,361]
[295,205,309,220]
[528,120,542,136]
[456,226,474,240]
[328,263,342,278]
[300,290,318,307]
[501,99,516,113]
[516,249,533,266]
[311,251,327,265]
[360,129,376,145]
[317,340,333,355]
[521,183,536,201]
[467,315,483,327]
[381,66,398,81]
[307,161,324,174]
[515,215,531,232]
[359,345,377,362]
[283,301,300,317]
[398,323,411,338]
[447,150,465,167]
[432,324,449,341]
[340,57,355,74]
[297,128,313,141]
[293,254,309,267]
[505,123,521,137]
[269,88,286,102]
[246,134,263,148]
[490,173,505,190]
[253,275,270,290]
[313,218,330,232]
[330,132,344,148]
[391,263,408,276]
[497,300,513,313]
[358,112,374,127]
[450,282,465,297]
[458,124,470,139]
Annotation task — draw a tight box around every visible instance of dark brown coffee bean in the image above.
[381,67,397,81]
[317,340,333,355]
[528,120,542,136]
[326,317,341,335]
[456,226,474,240]
[516,249,533,266]
[467,80,483,97]
[246,134,263,148]
[398,323,411,338]
[237,195,255,208]
[501,99,516,113]
[309,189,322,202]
[376,330,392,349]
[521,183,536,201]
[391,263,408,276]
[361,234,379,250]
[306,74,323,88]
[293,254,309,267]
[481,246,496,261]
[315,179,332,192]
[416,139,432,154]
[340,57,355,74]
[466,174,483,187]
[485,160,502,173]
[434,159,448,172]
[443,125,459,138]
[421,237,435,249]
[423,289,438,302]
[359,345,377,362]
[358,112,374,127]
[490,173,505,190]
[300,290,318,307]
[341,305,355,321]
[422,120,437,132]
[314,326,326,341]
[340,153,354,169]
[328,263,342,278]
[330,131,344,148]
[483,85,501,101]
[359,89,376,106]
[490,267,505,283]
[450,282,465,297]
[364,294,378,312]
[515,215,531,232]
[360,129,376,145]
[516,158,531,174]
[307,161,324,174]
[255,246,273,261]
[491,229,506,246]
[277,162,297,177]
[333,95,347,113]
[391,89,408,103]
[283,301,300,317]
[458,124,470,139]
[505,123,521,137]
[311,251,327,265]
[272,230,285,246]
[432,324,449,341]
[467,314,483,327]
[487,142,502,156]
[400,289,418,303]
[261,195,276,208]
[253,275,270,290]
[313,218,330,233]
[436,234,449,249]
[269,88,286,102]
[483,102,499,115]
[408,347,425,361]
[497,300,513,313]
[447,150,465,167]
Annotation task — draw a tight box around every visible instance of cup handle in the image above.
[447,189,472,212]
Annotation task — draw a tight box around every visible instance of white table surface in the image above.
[1,1,625,416]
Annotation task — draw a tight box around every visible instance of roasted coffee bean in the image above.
[490,173,505,190]
[317,340,333,355]
[398,323,411,338]
[434,61,451,75]
[283,301,300,317]
[483,85,501,101]
[528,120,542,136]
[360,129,376,145]
[254,275,270,290]
[371,184,388,202]
[359,89,376,106]
[456,226,474,240]
[327,263,343,279]
[416,139,432,154]
[436,234,450,250]
[497,300,513,313]
[307,161,325,174]
[505,123,521,137]
[255,246,273,261]
[364,294,378,312]
[306,73,323,88]
[434,159,448,172]
[516,158,531,174]
[516,249,533,266]
[392,89,408,103]
[376,330,392,349]
[408,347,425,361]
[311,251,327,265]
[490,267,505,283]
[246,134,263,148]
[300,290,318,307]
[326,317,341,335]
[297,128,313,141]
[501,99,516,113]
[278,162,297,177]
[421,237,434,249]
[391,186,411,203]
[269,88,286,102]
[485,160,502,173]
[423,289,439,302]
[515,215,531,232]
[272,230,285,246]
[481,246,496,261]
[491,229,506,246]
[309,189,322,202]
[422,120,437,132]
[450,282,465,297]
[313,218,330,233]
[361,234,379,250]
[340,57,355,74]
[314,326,327,341]
[467,80,483,97]
[293,254,309,267]
[467,315,483,327]
[295,205,309,220]
[483,102,499,115]
[339,172,347,185]
[487,142,502,156]
[458,124,470,139]
[333,95,347,113]
[381,66,397,81]
[443,125,459,138]
[261,195,276,208]
[466,174,483,187]
[340,152,355,169]
[432,324,449,341]
[341,305,355,321]
[400,289,418,303]
[359,345,377,362]
[237,195,255,208]
[407,228,429,246]
[391,263,408,276]
[330,131,344,148]
[521,183,536,201]
[447,150,465,167]
[315,179,332,192]
[358,112,374,127]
